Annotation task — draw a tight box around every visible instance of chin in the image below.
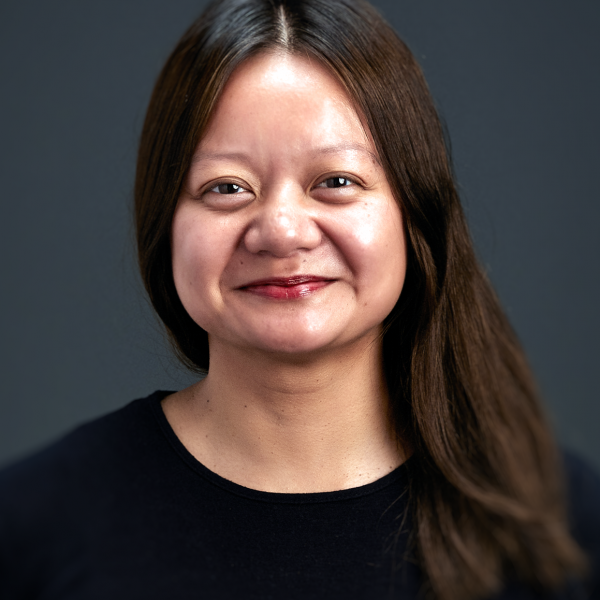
[235,326,345,357]
[253,337,336,357]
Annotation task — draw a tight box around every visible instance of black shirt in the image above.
[0,391,598,599]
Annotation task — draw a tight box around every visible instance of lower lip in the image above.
[242,280,332,299]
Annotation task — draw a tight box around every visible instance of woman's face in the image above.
[172,52,406,356]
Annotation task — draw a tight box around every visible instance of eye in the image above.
[316,177,355,189]
[209,182,248,194]
[198,179,254,210]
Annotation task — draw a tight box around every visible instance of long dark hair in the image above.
[135,0,585,597]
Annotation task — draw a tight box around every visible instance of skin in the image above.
[163,52,408,493]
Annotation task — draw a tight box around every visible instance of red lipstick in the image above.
[239,276,334,299]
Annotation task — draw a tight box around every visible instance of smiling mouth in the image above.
[239,276,335,299]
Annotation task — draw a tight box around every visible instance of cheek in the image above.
[331,200,406,309]
[341,200,405,274]
[171,207,226,314]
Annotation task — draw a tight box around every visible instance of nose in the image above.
[243,184,322,257]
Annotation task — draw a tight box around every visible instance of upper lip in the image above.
[239,275,336,288]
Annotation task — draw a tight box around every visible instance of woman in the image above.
[1,0,598,598]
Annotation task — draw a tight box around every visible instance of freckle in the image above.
[244,405,247,408]
[363,302,368,307]
[206,399,210,403]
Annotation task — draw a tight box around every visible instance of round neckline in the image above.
[148,389,411,505]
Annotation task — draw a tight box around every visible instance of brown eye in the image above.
[210,183,246,194]
[318,177,354,189]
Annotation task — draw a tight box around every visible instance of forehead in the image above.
[195,51,377,163]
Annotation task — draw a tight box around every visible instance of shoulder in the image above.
[0,390,174,514]
[0,391,175,599]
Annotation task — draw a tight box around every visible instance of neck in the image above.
[162,332,407,493]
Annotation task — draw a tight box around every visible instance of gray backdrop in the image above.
[1,1,598,469]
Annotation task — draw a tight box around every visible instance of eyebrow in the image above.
[190,142,380,167]
[190,151,252,165]
[313,142,381,166]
